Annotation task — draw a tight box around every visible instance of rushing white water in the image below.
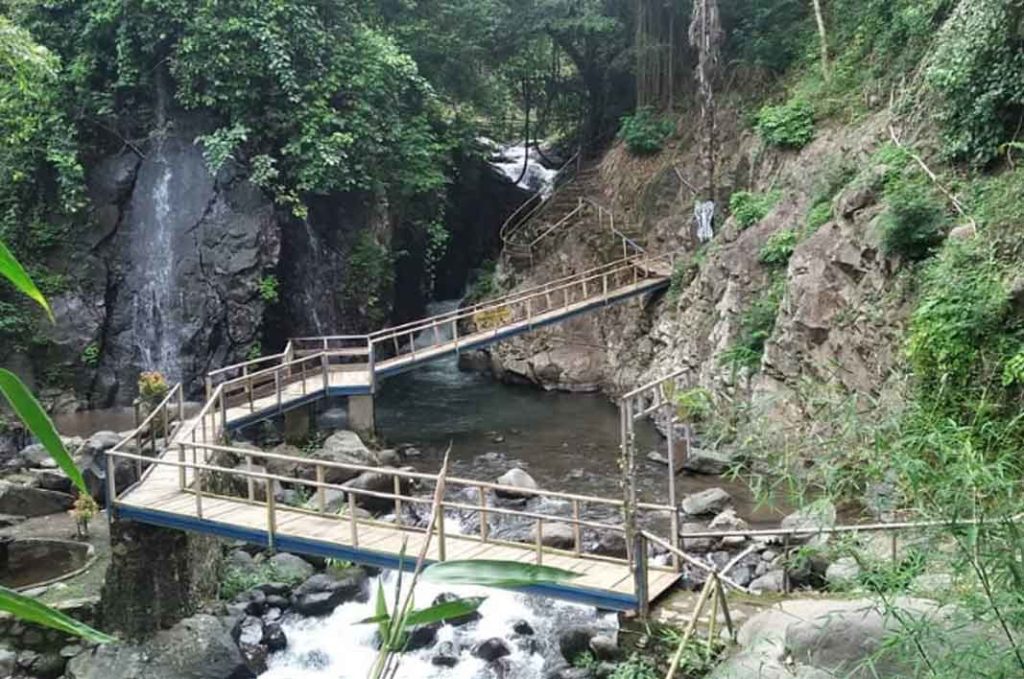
[261,569,616,679]
[302,219,327,335]
[131,151,181,380]
[485,141,560,198]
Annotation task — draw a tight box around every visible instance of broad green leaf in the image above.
[421,560,581,588]
[0,586,114,643]
[0,369,88,497]
[374,580,390,642]
[359,596,485,628]
[0,240,52,322]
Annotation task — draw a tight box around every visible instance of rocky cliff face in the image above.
[485,111,915,427]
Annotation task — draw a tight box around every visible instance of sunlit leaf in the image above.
[359,596,485,628]
[422,560,581,588]
[0,369,88,497]
[0,240,52,322]
[0,586,114,643]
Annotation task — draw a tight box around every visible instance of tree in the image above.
[688,0,723,201]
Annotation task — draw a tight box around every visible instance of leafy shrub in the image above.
[258,275,279,303]
[759,229,797,267]
[756,99,814,149]
[729,190,780,229]
[675,387,713,422]
[609,653,658,679]
[667,257,698,301]
[805,200,832,234]
[220,561,308,600]
[720,278,785,371]
[618,108,674,155]
[138,371,169,403]
[342,232,394,327]
[878,177,949,260]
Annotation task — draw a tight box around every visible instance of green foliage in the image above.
[666,256,698,302]
[0,586,114,644]
[906,240,1011,406]
[609,653,658,679]
[220,561,308,600]
[755,99,814,149]
[675,387,713,423]
[759,229,797,267]
[925,0,1024,165]
[572,651,600,670]
[343,233,395,328]
[0,239,52,320]
[258,275,280,303]
[721,0,810,74]
[720,278,785,371]
[198,124,250,176]
[878,175,949,260]
[617,108,674,155]
[81,342,100,367]
[245,342,262,361]
[805,200,832,235]
[466,260,498,303]
[729,190,780,229]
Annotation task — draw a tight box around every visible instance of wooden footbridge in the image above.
[102,247,705,612]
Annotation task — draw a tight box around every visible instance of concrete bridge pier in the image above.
[347,394,376,439]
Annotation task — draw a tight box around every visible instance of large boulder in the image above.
[76,448,139,507]
[290,569,368,616]
[681,488,732,516]
[683,448,734,475]
[18,438,83,469]
[495,468,538,499]
[0,481,72,517]
[529,521,575,549]
[314,431,379,484]
[779,501,836,546]
[267,553,315,583]
[341,469,413,513]
[65,614,252,679]
[708,598,992,679]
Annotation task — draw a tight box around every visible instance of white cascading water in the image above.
[261,562,616,679]
[131,150,181,381]
[483,139,560,198]
[302,219,326,335]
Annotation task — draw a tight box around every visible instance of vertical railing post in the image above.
[178,443,186,490]
[782,534,791,594]
[246,454,255,502]
[219,388,227,433]
[194,453,204,520]
[393,476,403,526]
[572,500,581,557]
[535,518,544,565]
[133,430,142,479]
[316,465,326,513]
[205,376,212,402]
[633,532,650,620]
[667,412,681,572]
[348,492,359,546]
[322,353,329,391]
[275,370,282,411]
[266,485,276,553]
[105,447,117,509]
[479,485,489,542]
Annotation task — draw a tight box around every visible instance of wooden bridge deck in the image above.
[109,252,683,611]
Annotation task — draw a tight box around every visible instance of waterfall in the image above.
[130,149,181,381]
[482,139,560,198]
[302,219,326,335]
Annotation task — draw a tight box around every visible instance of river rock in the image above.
[290,569,368,616]
[341,469,413,513]
[0,649,14,677]
[681,488,732,516]
[559,626,596,662]
[588,635,621,661]
[82,431,122,455]
[495,468,538,499]
[18,438,82,469]
[264,443,305,477]
[680,522,715,552]
[404,624,438,652]
[65,614,251,679]
[473,638,511,662]
[512,620,535,636]
[0,481,72,517]
[268,553,315,582]
[262,623,287,652]
[432,641,459,667]
[709,508,749,546]
[29,468,73,493]
[232,616,268,674]
[592,532,627,559]
[315,431,378,483]
[683,448,733,475]
[825,557,861,589]
[530,521,575,549]
[748,569,786,593]
[76,447,140,507]
[779,501,836,546]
